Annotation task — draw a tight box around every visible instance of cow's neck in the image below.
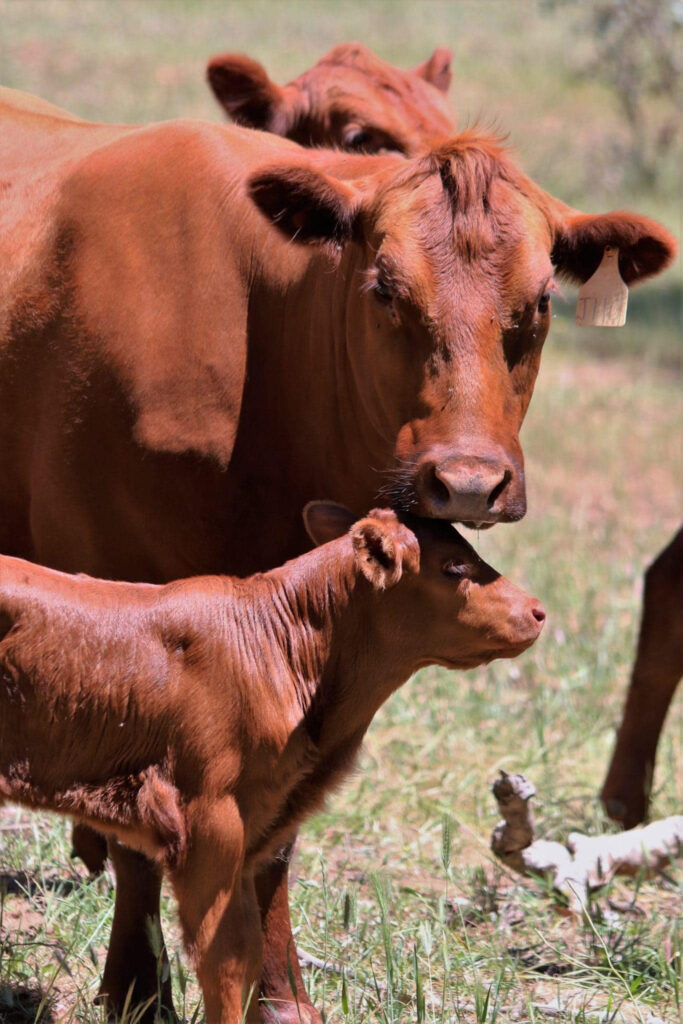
[231,248,393,569]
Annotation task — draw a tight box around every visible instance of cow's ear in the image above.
[248,164,359,244]
[551,209,677,286]
[207,53,292,132]
[413,47,452,93]
[351,512,419,590]
[303,502,357,546]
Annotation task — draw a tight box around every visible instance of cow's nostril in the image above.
[532,605,546,624]
[429,467,452,506]
[487,469,512,510]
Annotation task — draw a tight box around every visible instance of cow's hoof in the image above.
[601,753,653,830]
[260,998,321,1024]
[603,796,627,822]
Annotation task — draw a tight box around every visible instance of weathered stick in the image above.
[490,771,682,912]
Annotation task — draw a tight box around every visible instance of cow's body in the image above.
[0,507,544,1023]
[0,87,675,1023]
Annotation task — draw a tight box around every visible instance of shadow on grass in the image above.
[0,986,55,1023]
[0,871,84,900]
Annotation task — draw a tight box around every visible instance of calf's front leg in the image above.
[172,800,261,1024]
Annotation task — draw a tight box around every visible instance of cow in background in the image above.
[207,41,454,154]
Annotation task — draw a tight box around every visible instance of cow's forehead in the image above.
[298,46,452,127]
[368,162,554,306]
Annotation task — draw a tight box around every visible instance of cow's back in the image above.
[0,91,303,581]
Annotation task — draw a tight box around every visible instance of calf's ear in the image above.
[551,209,677,286]
[413,47,453,93]
[248,164,359,244]
[351,514,418,590]
[207,53,292,132]
[303,501,357,546]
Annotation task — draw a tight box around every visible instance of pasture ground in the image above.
[0,3,680,1022]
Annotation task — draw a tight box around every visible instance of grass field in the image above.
[0,2,681,1022]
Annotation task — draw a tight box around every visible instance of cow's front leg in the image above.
[256,843,320,1024]
[98,840,175,1021]
[601,528,683,828]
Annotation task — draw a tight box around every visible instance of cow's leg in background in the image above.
[99,840,175,1021]
[601,527,683,829]
[256,844,320,1024]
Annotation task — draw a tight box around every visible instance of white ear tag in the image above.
[575,246,628,327]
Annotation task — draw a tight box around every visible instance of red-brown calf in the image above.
[0,506,544,1024]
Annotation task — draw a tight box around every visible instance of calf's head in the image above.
[304,502,545,669]
[208,42,454,154]
[249,136,676,527]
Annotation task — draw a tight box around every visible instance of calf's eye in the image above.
[443,561,469,579]
[374,278,393,305]
[538,292,551,314]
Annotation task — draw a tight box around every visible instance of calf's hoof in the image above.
[260,1000,321,1024]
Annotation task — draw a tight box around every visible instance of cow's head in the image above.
[207,42,454,155]
[249,135,676,526]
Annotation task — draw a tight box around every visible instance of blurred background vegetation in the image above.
[0,3,680,1021]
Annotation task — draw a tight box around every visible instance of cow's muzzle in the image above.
[415,455,526,526]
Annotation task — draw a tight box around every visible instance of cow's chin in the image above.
[459,520,496,531]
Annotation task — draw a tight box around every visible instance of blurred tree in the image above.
[587,0,681,187]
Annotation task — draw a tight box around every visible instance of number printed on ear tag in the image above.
[575,246,628,327]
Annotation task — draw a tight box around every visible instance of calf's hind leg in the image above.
[98,840,175,1021]
[601,528,682,828]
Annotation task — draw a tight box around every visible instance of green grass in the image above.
[0,2,681,1022]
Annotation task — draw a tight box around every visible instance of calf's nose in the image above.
[514,599,546,644]
[417,456,523,525]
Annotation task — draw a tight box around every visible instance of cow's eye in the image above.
[538,292,551,314]
[347,129,374,151]
[374,278,393,304]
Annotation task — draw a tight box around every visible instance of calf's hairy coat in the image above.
[0,505,545,1024]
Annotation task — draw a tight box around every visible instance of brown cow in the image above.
[207,42,682,836]
[0,505,545,1024]
[601,528,682,828]
[0,86,675,1022]
[207,41,455,154]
